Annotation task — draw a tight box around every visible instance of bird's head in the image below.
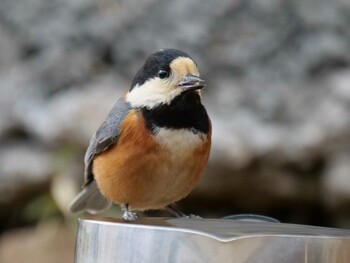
[126,49,205,109]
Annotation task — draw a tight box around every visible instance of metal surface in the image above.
[75,217,350,263]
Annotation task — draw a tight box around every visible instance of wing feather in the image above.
[84,98,131,185]
[69,97,131,214]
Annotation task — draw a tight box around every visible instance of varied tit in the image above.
[69,49,211,221]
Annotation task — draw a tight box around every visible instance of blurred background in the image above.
[1,0,350,261]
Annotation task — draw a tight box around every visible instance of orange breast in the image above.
[93,110,211,211]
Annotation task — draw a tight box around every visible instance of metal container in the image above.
[75,217,350,263]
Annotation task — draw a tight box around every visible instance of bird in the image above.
[69,48,211,221]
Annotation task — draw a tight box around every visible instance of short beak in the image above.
[178,74,206,92]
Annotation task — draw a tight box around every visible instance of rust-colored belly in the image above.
[93,110,211,211]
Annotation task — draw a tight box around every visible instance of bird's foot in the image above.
[122,210,138,221]
[121,204,138,221]
[184,214,202,219]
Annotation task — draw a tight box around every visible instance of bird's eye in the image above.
[158,69,168,79]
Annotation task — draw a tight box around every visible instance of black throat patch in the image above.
[141,92,210,135]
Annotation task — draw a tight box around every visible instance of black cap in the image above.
[130,49,192,90]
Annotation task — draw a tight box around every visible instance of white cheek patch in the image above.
[126,78,182,109]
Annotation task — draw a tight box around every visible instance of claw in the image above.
[121,204,138,221]
[122,210,138,221]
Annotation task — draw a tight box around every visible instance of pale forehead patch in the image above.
[170,57,199,76]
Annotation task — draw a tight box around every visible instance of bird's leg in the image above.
[166,204,202,219]
[166,204,188,218]
[121,204,138,221]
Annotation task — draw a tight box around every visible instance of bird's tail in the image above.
[68,180,111,214]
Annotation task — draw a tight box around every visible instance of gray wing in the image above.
[84,97,131,185]
[69,97,131,214]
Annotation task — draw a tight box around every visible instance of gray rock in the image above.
[0,144,52,204]
[19,73,127,146]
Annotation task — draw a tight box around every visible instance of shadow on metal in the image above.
[75,216,350,263]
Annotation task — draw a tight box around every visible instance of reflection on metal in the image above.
[222,214,280,223]
[75,217,350,263]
